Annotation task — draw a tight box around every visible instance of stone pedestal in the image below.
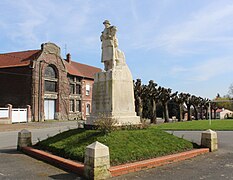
[87,64,140,126]
[84,141,111,180]
[17,129,32,150]
[201,129,218,152]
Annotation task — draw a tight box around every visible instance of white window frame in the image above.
[69,100,74,112]
[86,84,90,95]
[86,104,91,115]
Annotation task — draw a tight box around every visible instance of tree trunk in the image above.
[214,109,217,119]
[138,98,143,119]
[164,103,169,123]
[200,107,203,119]
[187,105,191,121]
[194,106,198,120]
[178,104,183,122]
[150,99,157,124]
[205,108,208,120]
[210,107,213,119]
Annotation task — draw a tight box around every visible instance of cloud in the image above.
[125,1,233,57]
[154,2,233,55]
[1,0,48,46]
[171,66,188,75]
[171,56,233,82]
[191,57,233,81]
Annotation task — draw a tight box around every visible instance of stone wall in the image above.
[32,43,70,121]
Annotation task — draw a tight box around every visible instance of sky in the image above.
[1,0,233,99]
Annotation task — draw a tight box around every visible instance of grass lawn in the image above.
[35,128,195,165]
[155,120,233,131]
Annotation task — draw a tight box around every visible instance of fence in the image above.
[0,107,9,118]
[0,104,31,124]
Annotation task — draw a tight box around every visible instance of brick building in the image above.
[0,42,101,122]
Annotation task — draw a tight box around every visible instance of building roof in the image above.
[0,49,101,79]
[216,109,222,113]
[215,108,233,113]
[64,60,101,79]
[0,50,41,68]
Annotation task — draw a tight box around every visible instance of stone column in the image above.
[201,129,218,152]
[27,105,32,122]
[6,104,12,124]
[84,141,111,180]
[17,129,32,150]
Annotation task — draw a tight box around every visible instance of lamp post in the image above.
[209,101,211,126]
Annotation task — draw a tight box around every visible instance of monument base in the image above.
[86,115,141,126]
[86,63,141,126]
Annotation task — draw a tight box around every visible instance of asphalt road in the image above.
[0,122,233,180]
[0,121,79,149]
[0,121,81,180]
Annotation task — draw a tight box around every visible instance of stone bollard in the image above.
[17,129,32,150]
[201,129,218,152]
[84,141,111,180]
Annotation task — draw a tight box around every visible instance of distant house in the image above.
[215,108,233,119]
[0,42,101,123]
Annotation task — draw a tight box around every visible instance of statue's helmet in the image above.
[103,20,111,25]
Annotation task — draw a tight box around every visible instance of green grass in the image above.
[155,120,233,131]
[35,128,195,165]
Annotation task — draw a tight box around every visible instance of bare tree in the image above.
[158,87,177,123]
[183,93,192,121]
[228,83,233,98]
[211,102,218,119]
[134,79,145,119]
[145,80,160,124]
[190,95,202,120]
[173,93,186,121]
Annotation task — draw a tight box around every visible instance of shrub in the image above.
[94,114,118,135]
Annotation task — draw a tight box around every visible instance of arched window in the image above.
[45,66,57,79]
[44,65,58,92]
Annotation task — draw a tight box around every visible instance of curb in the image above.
[21,147,209,177]
[110,148,209,177]
[21,147,84,176]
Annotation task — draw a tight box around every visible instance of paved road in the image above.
[112,131,233,180]
[0,121,81,179]
[1,122,233,180]
[0,121,79,149]
[0,149,79,180]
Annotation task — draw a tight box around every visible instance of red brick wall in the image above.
[0,66,32,107]
[0,43,96,122]
[81,78,94,120]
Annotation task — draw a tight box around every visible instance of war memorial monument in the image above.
[86,20,140,126]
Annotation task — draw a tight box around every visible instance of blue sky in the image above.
[1,0,233,99]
